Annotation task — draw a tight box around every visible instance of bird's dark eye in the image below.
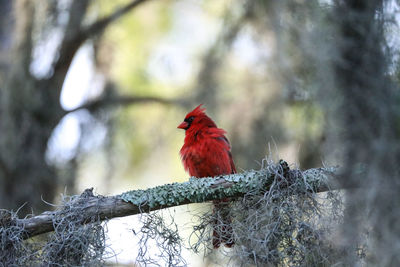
[185,116,195,123]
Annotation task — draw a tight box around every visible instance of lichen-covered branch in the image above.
[15,163,337,240]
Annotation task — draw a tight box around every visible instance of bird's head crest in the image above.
[185,104,206,119]
[177,104,216,130]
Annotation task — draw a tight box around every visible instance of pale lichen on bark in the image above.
[120,171,265,209]
[119,164,336,210]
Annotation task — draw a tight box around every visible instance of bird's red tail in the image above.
[212,200,234,249]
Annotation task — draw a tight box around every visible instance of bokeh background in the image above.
[1,0,399,265]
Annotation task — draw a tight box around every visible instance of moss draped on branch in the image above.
[13,162,337,240]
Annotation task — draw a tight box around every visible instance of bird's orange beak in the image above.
[177,121,188,129]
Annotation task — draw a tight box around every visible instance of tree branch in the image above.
[15,164,338,240]
[65,95,182,113]
[55,0,152,74]
[50,0,90,103]
[80,0,152,39]
[51,0,152,102]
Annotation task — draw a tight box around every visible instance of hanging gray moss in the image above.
[0,191,110,267]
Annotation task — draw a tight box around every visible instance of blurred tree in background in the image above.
[0,0,163,215]
[0,0,399,265]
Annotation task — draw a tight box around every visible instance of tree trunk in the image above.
[0,0,88,215]
[333,0,400,265]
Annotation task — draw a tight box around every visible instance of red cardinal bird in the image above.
[178,104,236,248]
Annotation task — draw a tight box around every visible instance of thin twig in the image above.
[65,95,181,113]
[51,0,152,101]
[80,0,152,38]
